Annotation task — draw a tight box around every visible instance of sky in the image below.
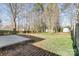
[0,3,77,28]
[58,3,77,27]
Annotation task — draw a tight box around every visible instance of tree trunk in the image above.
[13,17,16,34]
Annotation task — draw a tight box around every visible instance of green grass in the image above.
[32,32,74,56]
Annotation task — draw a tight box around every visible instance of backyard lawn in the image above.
[27,32,74,56]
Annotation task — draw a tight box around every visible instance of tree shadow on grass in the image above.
[19,34,45,43]
[0,34,60,56]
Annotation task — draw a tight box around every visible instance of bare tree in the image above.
[8,3,25,33]
[8,3,18,34]
[32,3,46,32]
[76,3,79,22]
[45,3,60,32]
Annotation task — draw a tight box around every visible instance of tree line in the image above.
[0,3,77,33]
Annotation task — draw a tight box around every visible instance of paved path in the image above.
[0,35,30,48]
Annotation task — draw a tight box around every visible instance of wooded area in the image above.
[0,3,77,34]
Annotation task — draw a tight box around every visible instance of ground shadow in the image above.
[0,34,60,56]
[19,34,45,43]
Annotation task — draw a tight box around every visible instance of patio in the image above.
[0,35,30,48]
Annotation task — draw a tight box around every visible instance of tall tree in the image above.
[33,3,44,12]
[8,3,18,33]
[8,3,24,33]
[32,3,45,32]
[71,3,79,56]
[0,19,2,28]
[77,3,79,22]
[45,3,60,32]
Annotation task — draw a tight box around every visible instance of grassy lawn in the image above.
[29,32,74,56]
